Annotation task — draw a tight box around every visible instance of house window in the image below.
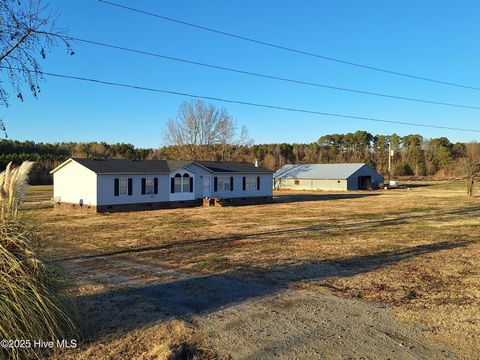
[119,178,128,195]
[182,174,190,192]
[218,176,231,191]
[172,173,193,193]
[174,174,182,193]
[145,178,155,194]
[245,176,257,191]
[294,179,300,186]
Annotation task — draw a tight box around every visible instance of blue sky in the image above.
[2,0,480,148]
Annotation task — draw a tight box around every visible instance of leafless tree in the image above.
[262,153,276,170]
[0,0,71,130]
[459,142,480,196]
[164,100,252,160]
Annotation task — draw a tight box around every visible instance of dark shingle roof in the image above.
[195,161,272,173]
[66,158,272,174]
[71,158,189,174]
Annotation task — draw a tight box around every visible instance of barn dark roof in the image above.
[54,158,272,174]
[195,161,272,173]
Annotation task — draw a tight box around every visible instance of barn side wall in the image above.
[277,178,347,191]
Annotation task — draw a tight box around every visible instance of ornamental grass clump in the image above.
[0,162,75,359]
[0,161,35,217]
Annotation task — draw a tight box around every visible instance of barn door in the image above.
[358,176,372,190]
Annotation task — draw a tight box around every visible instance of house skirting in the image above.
[54,196,273,213]
[55,199,202,214]
[54,202,98,214]
[204,196,273,207]
[97,199,203,213]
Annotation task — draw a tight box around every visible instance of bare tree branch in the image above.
[0,0,71,110]
[164,100,253,160]
[458,142,480,196]
[0,27,33,62]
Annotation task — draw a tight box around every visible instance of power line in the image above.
[2,24,479,110]
[49,33,480,111]
[97,0,480,92]
[3,65,480,133]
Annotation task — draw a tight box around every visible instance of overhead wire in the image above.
[3,65,479,133]
[97,0,480,92]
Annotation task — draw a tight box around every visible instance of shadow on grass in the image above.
[273,192,381,203]
[55,204,480,263]
[75,240,472,340]
[394,183,432,188]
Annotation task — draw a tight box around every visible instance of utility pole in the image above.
[388,142,393,184]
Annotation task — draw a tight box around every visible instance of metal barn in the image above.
[274,163,384,191]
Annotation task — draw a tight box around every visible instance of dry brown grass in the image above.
[53,319,216,360]
[27,181,480,358]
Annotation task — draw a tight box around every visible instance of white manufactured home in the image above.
[51,158,273,213]
[274,163,383,191]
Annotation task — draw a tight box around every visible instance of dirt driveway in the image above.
[64,254,457,359]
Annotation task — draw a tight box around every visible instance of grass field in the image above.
[26,181,480,358]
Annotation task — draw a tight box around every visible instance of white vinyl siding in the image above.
[97,174,170,205]
[52,160,97,206]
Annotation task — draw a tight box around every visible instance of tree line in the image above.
[0,132,472,185]
[3,100,475,185]
[252,133,467,178]
[0,140,152,184]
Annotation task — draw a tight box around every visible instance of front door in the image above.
[203,175,211,197]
